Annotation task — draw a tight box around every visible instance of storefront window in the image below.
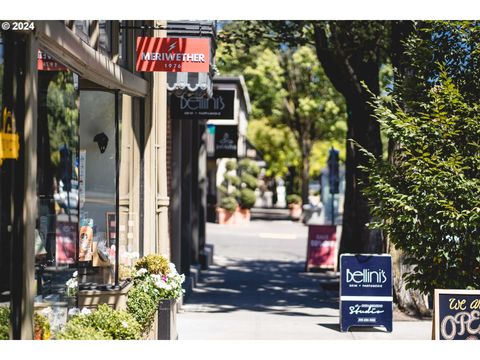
[79,90,118,289]
[35,52,79,331]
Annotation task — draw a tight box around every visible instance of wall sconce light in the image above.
[93,132,109,153]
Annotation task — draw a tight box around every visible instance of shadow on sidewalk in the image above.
[183,257,339,317]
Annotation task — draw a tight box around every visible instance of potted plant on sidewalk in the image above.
[287,194,303,220]
[217,160,241,224]
[127,254,185,340]
[237,159,260,224]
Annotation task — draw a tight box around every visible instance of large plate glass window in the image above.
[36,50,80,330]
[79,90,119,289]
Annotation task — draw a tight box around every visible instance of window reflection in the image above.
[36,54,79,311]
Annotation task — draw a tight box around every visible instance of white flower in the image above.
[68,308,80,316]
[80,307,92,315]
[121,321,129,328]
[72,271,78,278]
[135,268,148,277]
[168,262,177,273]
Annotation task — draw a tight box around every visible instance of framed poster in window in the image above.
[106,212,116,247]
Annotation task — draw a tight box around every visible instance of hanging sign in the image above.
[0,107,20,166]
[214,125,238,158]
[340,254,393,332]
[434,289,480,340]
[136,37,210,73]
[305,225,337,271]
[171,90,235,120]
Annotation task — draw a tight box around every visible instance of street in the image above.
[177,219,432,340]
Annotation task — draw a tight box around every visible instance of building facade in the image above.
[0,20,216,339]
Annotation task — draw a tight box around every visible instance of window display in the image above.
[79,90,118,289]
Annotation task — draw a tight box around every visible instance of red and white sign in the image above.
[306,225,337,271]
[136,37,210,73]
[37,50,68,71]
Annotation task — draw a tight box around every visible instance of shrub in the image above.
[220,196,238,212]
[0,306,9,340]
[238,159,260,177]
[56,322,113,340]
[287,194,302,206]
[225,160,237,171]
[361,70,480,294]
[65,304,142,340]
[135,254,171,276]
[239,188,257,209]
[224,174,241,187]
[241,173,258,190]
[126,283,159,334]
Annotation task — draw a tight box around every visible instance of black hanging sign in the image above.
[171,90,235,120]
[214,125,238,158]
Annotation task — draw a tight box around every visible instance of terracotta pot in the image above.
[238,208,251,224]
[216,208,236,225]
[288,204,302,220]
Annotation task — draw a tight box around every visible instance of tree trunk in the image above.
[339,97,384,254]
[388,21,430,317]
[313,24,384,254]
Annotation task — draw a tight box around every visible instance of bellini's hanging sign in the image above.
[136,37,210,73]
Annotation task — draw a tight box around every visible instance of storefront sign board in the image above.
[214,125,238,158]
[340,254,393,332]
[434,289,480,340]
[305,225,336,271]
[37,50,68,71]
[136,37,210,72]
[171,90,235,120]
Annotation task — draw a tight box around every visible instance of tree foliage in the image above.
[361,69,480,294]
[217,22,347,202]
[360,21,480,294]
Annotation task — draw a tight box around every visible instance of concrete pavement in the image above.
[177,219,432,340]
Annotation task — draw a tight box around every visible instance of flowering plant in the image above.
[65,271,78,297]
[134,261,185,300]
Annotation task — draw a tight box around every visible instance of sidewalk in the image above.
[177,221,432,340]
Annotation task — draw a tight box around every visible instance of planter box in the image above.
[157,299,178,340]
[78,282,133,311]
[143,299,178,340]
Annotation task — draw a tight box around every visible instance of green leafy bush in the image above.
[0,306,9,340]
[56,322,112,340]
[238,159,260,177]
[224,174,241,187]
[241,173,258,190]
[239,188,257,209]
[220,196,238,212]
[225,160,237,171]
[135,254,171,276]
[361,70,480,294]
[65,304,141,340]
[286,194,302,206]
[126,283,159,334]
